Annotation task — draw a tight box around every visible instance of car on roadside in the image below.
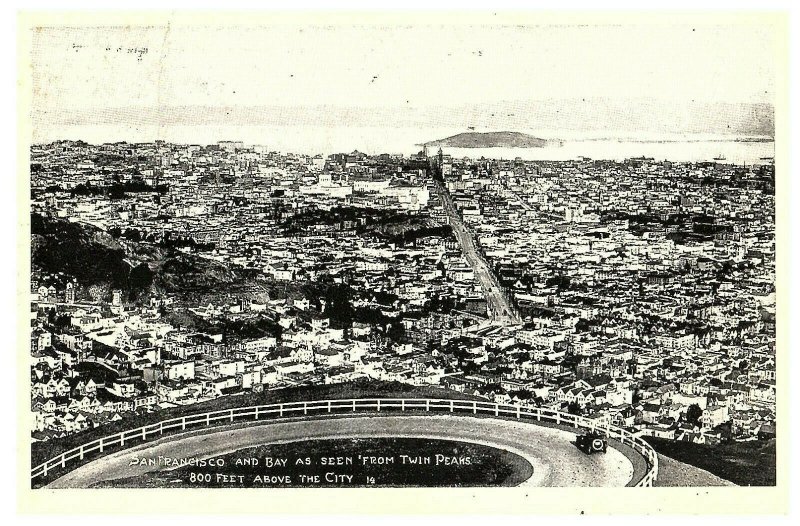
[576,430,608,454]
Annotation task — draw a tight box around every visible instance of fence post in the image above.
[39,399,563,485]
[280,404,284,417]
[42,398,658,487]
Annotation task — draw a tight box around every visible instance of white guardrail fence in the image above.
[31,398,658,487]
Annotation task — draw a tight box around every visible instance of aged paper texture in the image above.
[17,10,789,514]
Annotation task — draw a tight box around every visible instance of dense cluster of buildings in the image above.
[29,140,776,446]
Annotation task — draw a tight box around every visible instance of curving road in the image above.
[48,415,634,488]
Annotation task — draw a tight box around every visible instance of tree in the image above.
[386,322,405,343]
[739,359,749,371]
[511,389,533,401]
[129,263,154,294]
[52,313,72,328]
[686,404,703,426]
[545,275,571,291]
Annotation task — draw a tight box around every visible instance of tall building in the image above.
[65,282,75,304]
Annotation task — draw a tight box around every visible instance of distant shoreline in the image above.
[418,131,773,150]
[570,137,774,144]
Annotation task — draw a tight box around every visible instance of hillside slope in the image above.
[31,213,238,303]
[645,437,775,486]
[421,131,554,148]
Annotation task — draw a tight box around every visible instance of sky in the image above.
[29,21,779,146]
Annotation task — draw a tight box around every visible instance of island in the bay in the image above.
[420,131,560,149]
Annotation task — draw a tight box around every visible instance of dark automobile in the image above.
[576,431,608,454]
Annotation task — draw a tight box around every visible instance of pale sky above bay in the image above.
[30,22,777,144]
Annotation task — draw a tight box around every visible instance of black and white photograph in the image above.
[14,7,792,516]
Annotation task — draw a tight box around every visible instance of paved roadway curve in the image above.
[434,182,521,324]
[48,415,634,488]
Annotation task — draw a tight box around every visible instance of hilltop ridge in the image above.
[421,131,558,149]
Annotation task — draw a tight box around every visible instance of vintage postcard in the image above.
[17,10,789,514]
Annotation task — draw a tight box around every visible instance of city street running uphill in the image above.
[431,176,522,325]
